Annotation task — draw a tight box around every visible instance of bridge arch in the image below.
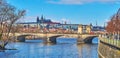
[16,34,63,43]
[48,35,63,43]
[11,33,99,43]
[16,34,42,42]
[83,36,98,43]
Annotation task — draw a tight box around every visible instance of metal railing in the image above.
[100,34,120,48]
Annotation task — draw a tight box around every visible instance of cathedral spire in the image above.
[96,20,98,26]
[37,16,39,23]
[41,15,44,20]
[90,23,92,26]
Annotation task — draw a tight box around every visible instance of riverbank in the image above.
[98,39,120,58]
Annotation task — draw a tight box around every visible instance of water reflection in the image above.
[78,44,98,58]
[92,37,99,44]
[0,38,98,58]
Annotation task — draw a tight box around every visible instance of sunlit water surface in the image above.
[0,38,98,58]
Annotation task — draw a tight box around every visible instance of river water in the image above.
[0,38,98,58]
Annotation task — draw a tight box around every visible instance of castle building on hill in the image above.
[16,15,103,34]
[17,15,60,30]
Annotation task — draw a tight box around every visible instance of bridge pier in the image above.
[17,36,25,42]
[47,37,51,43]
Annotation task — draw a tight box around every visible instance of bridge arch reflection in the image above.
[92,37,99,43]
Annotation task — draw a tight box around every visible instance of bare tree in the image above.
[106,8,120,33]
[0,0,25,50]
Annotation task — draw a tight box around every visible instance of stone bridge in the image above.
[9,33,99,43]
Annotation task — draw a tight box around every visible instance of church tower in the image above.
[37,16,39,23]
[41,15,44,20]
[78,24,83,34]
[36,16,40,29]
[86,25,91,34]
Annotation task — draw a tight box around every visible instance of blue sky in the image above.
[7,0,120,26]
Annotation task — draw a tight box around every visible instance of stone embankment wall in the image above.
[98,41,120,58]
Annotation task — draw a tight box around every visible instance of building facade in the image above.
[78,24,92,34]
[17,15,93,33]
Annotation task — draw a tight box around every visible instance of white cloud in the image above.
[17,16,37,23]
[47,0,82,4]
[47,0,120,5]
[18,16,61,23]
[105,19,110,23]
[61,18,71,24]
[51,19,60,22]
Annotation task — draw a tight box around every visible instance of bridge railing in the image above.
[100,34,120,48]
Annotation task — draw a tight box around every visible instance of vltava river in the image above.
[0,38,98,58]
